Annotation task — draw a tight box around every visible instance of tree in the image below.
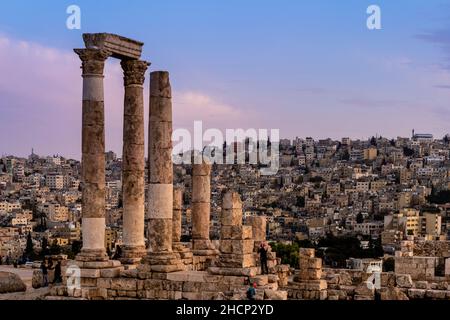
[383,257,395,272]
[70,240,82,258]
[41,237,49,258]
[403,147,415,157]
[49,239,62,255]
[342,150,350,161]
[25,233,34,258]
[370,136,377,146]
[296,196,305,208]
[427,190,450,205]
[356,213,364,224]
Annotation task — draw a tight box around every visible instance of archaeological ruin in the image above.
[40,33,450,300]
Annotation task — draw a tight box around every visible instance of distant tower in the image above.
[412,129,415,138]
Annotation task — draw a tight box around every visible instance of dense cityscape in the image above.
[2,131,450,282]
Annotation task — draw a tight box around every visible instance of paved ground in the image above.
[0,266,50,300]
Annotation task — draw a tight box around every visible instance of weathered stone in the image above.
[220,209,243,226]
[264,289,287,300]
[299,257,322,269]
[0,272,27,294]
[381,272,396,288]
[246,216,266,242]
[220,240,254,254]
[110,278,137,291]
[299,248,315,258]
[220,225,252,240]
[32,270,44,289]
[396,274,413,288]
[415,281,429,289]
[425,289,447,299]
[380,287,409,300]
[408,288,426,299]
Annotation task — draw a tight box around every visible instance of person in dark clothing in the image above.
[112,246,122,260]
[246,282,257,300]
[53,260,62,284]
[41,260,48,286]
[258,242,269,275]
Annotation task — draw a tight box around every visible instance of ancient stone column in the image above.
[209,191,256,276]
[120,59,149,264]
[143,71,183,272]
[192,161,216,254]
[74,48,111,261]
[246,215,267,249]
[172,187,183,245]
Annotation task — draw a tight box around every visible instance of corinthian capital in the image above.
[74,48,111,76]
[121,60,150,86]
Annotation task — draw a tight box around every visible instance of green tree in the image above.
[49,239,62,255]
[383,257,395,272]
[296,196,305,208]
[25,233,34,258]
[427,190,450,204]
[356,213,364,224]
[40,237,49,258]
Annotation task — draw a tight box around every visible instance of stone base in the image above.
[76,249,109,262]
[192,239,217,251]
[140,252,185,273]
[120,246,146,265]
[192,249,219,257]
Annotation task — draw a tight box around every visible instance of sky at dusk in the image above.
[0,0,449,159]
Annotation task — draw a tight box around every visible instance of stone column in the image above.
[120,59,149,264]
[74,48,111,261]
[246,215,267,249]
[192,161,216,254]
[209,191,256,276]
[143,71,183,272]
[172,187,183,245]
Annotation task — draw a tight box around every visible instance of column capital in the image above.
[74,48,111,76]
[121,59,150,86]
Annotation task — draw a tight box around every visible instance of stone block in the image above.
[425,290,447,300]
[396,274,413,288]
[218,254,255,268]
[415,281,429,289]
[249,275,268,286]
[100,268,121,278]
[407,288,426,299]
[220,209,242,226]
[299,248,315,258]
[381,272,396,288]
[80,269,100,278]
[220,240,254,254]
[97,278,112,289]
[299,257,322,269]
[220,225,253,240]
[264,289,287,300]
[111,278,137,291]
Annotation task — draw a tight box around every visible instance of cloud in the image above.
[434,84,450,89]
[338,97,407,109]
[0,33,253,158]
[0,33,126,159]
[416,28,450,71]
[173,91,245,127]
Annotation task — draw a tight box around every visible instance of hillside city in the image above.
[1,131,450,273]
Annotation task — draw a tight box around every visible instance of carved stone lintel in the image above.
[121,60,150,86]
[74,48,111,76]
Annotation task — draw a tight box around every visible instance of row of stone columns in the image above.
[74,47,218,268]
[75,47,151,264]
